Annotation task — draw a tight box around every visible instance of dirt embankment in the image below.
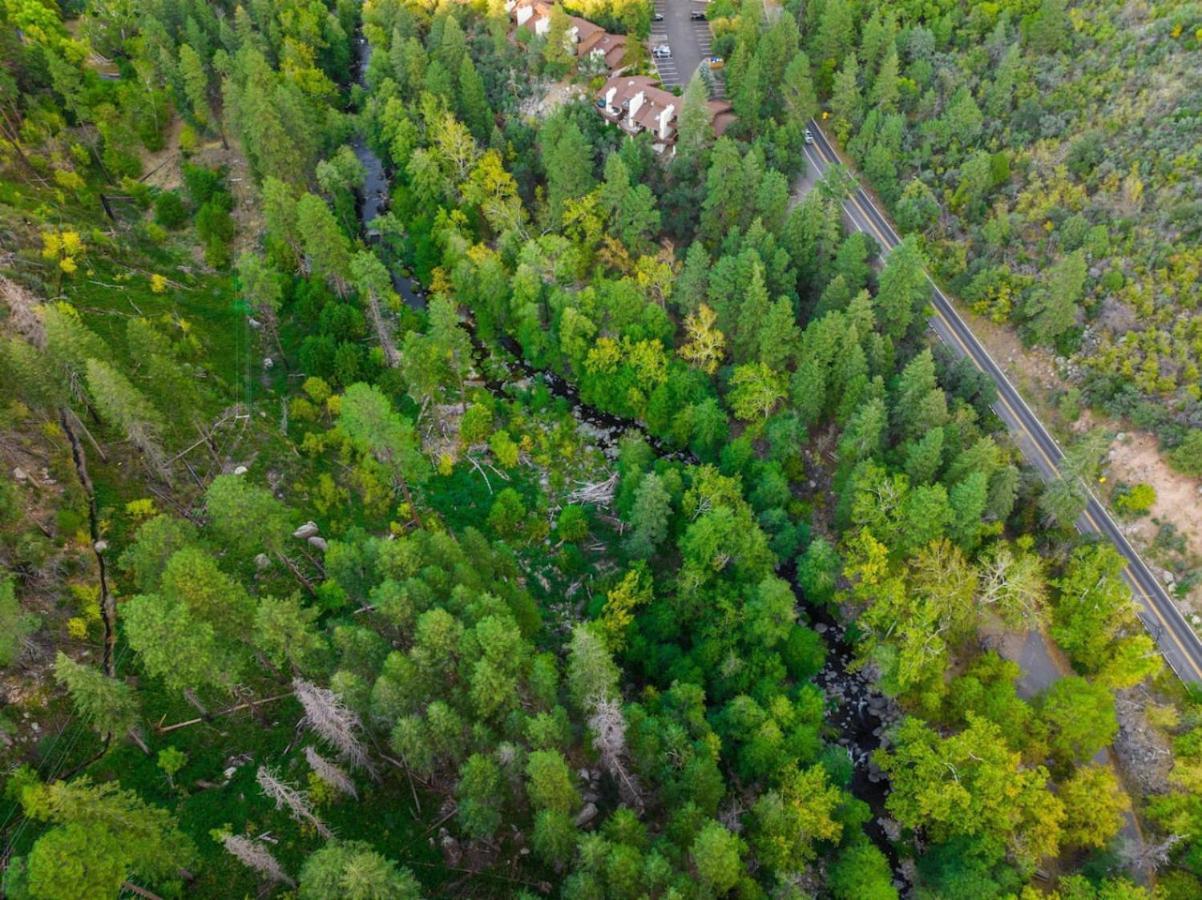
[958,306,1202,616]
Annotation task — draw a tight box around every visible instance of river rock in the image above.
[574,802,598,828]
[233,465,248,475]
[93,540,108,554]
[12,467,28,482]
[254,553,271,570]
[293,521,320,540]
[307,536,328,552]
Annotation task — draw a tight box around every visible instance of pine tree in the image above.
[457,55,491,141]
[1024,250,1086,346]
[338,383,430,521]
[829,54,862,144]
[781,52,817,128]
[296,193,352,296]
[204,474,293,557]
[734,263,771,364]
[53,653,139,740]
[626,472,671,558]
[20,777,195,897]
[672,241,711,315]
[177,43,213,130]
[757,297,801,370]
[868,46,899,112]
[675,72,715,167]
[0,577,39,667]
[84,358,167,475]
[813,0,854,70]
[299,841,420,899]
[875,236,928,340]
[542,118,596,228]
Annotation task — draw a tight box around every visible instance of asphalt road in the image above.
[649,0,711,89]
[802,122,1202,685]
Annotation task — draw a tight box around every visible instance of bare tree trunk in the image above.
[183,688,209,719]
[127,727,151,755]
[397,475,422,529]
[59,409,116,678]
[122,882,164,900]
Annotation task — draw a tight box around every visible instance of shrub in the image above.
[1169,430,1202,477]
[1113,483,1156,517]
[153,190,187,229]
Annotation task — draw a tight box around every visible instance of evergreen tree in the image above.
[626,472,671,559]
[338,383,430,518]
[781,51,818,128]
[829,54,862,144]
[298,842,420,900]
[85,359,166,474]
[53,653,139,740]
[0,577,39,667]
[19,777,194,898]
[734,263,771,364]
[457,55,491,141]
[296,193,353,295]
[675,72,715,167]
[1023,250,1086,346]
[875,236,928,340]
[177,43,212,130]
[542,118,595,228]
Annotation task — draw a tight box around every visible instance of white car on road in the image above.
[653,44,671,58]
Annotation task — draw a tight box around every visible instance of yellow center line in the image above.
[805,132,1202,680]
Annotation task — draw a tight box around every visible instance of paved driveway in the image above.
[649,0,711,89]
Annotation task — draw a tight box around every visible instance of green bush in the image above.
[1114,483,1156,517]
[195,200,234,268]
[1169,430,1202,478]
[153,191,187,229]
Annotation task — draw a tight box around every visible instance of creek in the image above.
[349,21,903,886]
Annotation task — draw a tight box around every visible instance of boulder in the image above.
[574,802,598,828]
[292,521,320,540]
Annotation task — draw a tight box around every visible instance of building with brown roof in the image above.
[707,100,736,137]
[597,75,680,150]
[595,76,738,154]
[506,1,627,71]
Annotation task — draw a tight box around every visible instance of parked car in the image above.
[652,12,664,21]
[706,56,724,69]
[804,129,814,145]
[690,10,706,19]
[653,44,671,58]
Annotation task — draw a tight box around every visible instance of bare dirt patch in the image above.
[139,117,185,192]
[1106,432,1202,612]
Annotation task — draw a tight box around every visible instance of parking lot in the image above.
[649,0,715,92]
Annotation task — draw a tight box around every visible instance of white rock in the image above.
[254,553,271,569]
[93,540,108,554]
[292,521,320,540]
[233,465,248,475]
[307,535,328,552]
[262,357,274,370]
[12,467,28,482]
